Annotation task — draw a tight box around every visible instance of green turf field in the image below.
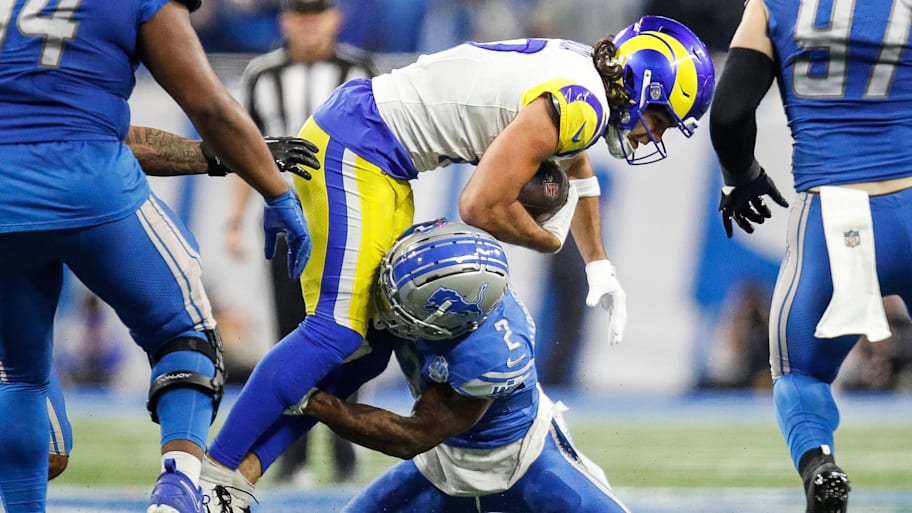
[54,415,912,490]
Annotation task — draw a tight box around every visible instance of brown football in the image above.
[518,160,569,222]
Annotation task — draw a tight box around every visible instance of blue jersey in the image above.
[391,288,539,449]
[0,0,166,143]
[0,0,165,232]
[766,0,912,190]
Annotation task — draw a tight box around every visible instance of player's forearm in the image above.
[192,103,289,200]
[304,391,437,459]
[459,198,560,253]
[226,176,256,229]
[570,196,608,263]
[126,126,208,176]
[709,47,775,184]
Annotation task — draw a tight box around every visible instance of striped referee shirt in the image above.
[241,42,379,136]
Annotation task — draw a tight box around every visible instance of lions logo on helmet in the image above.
[611,16,716,164]
[425,283,490,319]
[374,220,509,341]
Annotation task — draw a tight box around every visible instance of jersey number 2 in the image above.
[0,0,82,68]
[494,319,523,350]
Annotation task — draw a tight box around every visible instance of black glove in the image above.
[719,168,789,238]
[203,137,320,180]
[263,136,320,180]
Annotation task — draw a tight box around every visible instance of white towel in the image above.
[814,186,891,342]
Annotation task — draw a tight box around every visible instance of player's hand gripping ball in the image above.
[518,160,570,223]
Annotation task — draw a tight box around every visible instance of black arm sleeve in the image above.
[709,47,776,186]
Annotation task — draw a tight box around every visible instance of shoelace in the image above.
[203,484,258,513]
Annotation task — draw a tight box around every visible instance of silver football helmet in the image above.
[374,220,510,341]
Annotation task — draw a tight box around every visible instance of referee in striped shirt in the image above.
[224,0,378,485]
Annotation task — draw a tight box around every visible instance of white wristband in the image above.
[570,176,601,198]
[540,182,579,251]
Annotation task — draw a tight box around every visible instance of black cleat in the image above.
[804,462,850,513]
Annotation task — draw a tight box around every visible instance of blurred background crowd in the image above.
[52,0,912,440]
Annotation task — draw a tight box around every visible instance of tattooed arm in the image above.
[126,126,320,178]
[125,125,209,176]
[303,383,491,459]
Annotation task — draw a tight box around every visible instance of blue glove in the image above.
[263,191,311,279]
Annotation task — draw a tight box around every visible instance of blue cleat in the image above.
[147,458,204,513]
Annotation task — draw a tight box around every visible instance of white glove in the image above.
[585,259,627,345]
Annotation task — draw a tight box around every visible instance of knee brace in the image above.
[146,329,225,424]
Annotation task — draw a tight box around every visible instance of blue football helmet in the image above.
[374,220,510,341]
[611,15,716,164]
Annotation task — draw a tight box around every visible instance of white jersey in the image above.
[371,39,611,173]
[311,39,612,180]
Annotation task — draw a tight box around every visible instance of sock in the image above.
[250,415,318,472]
[202,454,234,484]
[250,334,393,472]
[233,472,256,495]
[773,374,839,470]
[208,316,362,468]
[799,445,835,486]
[163,451,202,486]
[0,383,49,513]
[201,455,256,508]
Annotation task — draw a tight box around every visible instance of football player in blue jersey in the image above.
[200,220,633,513]
[42,126,319,482]
[710,1,912,512]
[199,18,717,500]
[0,2,313,513]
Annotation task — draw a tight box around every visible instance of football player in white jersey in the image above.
[200,16,716,507]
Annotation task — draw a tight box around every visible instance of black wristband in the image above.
[200,140,228,177]
[709,47,776,186]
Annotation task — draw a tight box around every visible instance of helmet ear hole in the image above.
[624,67,636,91]
[376,221,510,341]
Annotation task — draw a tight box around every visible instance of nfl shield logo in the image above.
[844,230,860,248]
[544,181,559,199]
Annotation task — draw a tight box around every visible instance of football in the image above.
[518,160,569,222]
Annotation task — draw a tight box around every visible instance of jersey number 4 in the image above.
[0,0,82,68]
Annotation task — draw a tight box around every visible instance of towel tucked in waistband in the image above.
[814,186,891,342]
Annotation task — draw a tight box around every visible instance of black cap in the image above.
[281,0,334,12]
